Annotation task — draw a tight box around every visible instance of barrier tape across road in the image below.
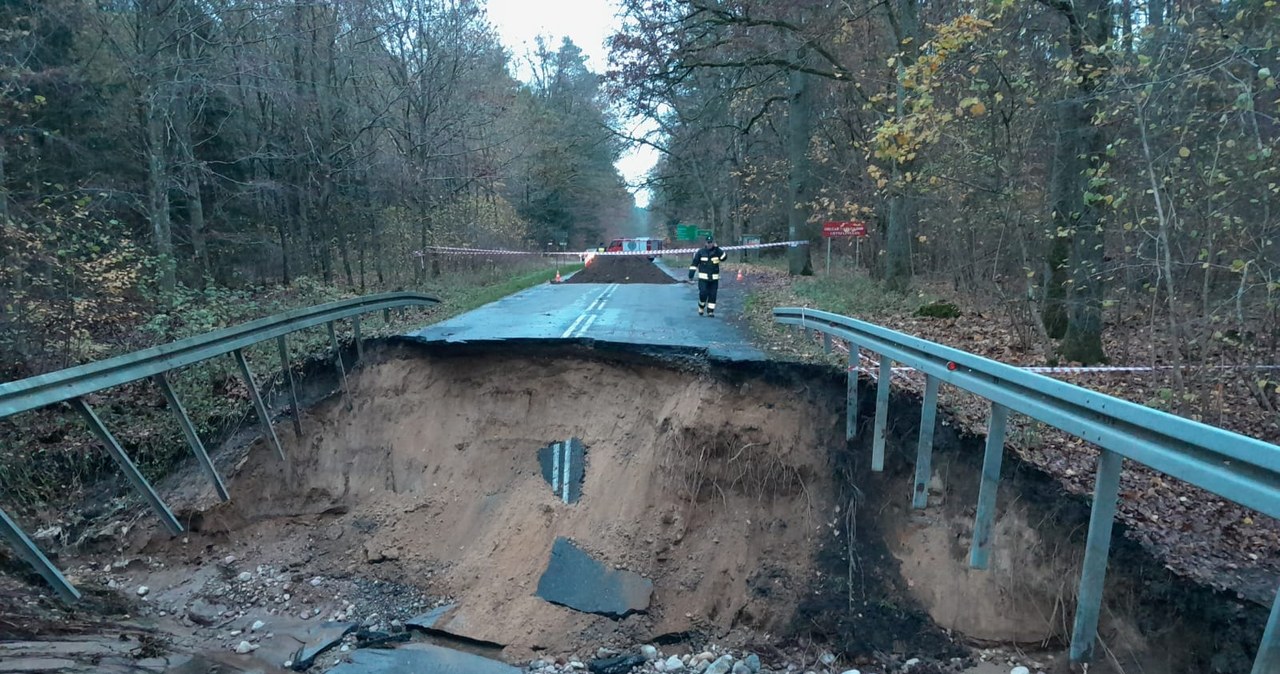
[413,241,808,258]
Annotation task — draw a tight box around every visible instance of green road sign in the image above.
[696,229,713,239]
[675,224,698,240]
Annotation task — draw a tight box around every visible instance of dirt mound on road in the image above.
[567,256,677,284]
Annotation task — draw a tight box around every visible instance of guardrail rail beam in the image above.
[773,306,1280,669]
[0,292,439,604]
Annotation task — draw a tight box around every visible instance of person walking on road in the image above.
[688,235,725,317]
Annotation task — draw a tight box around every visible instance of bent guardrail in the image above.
[0,292,439,602]
[773,307,1280,674]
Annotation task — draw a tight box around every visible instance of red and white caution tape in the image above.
[798,326,1279,379]
[412,240,808,258]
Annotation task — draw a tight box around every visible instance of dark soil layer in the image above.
[566,256,676,284]
[830,381,1271,674]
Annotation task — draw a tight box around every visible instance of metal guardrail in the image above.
[0,292,439,602]
[773,307,1280,674]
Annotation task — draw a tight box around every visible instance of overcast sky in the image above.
[485,0,657,208]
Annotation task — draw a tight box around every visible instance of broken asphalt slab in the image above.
[588,654,647,674]
[405,603,456,631]
[289,621,357,670]
[538,438,586,504]
[325,643,520,674]
[403,603,505,649]
[536,538,652,618]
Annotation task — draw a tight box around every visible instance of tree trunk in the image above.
[185,167,206,284]
[373,215,386,286]
[1042,97,1083,340]
[0,137,9,222]
[786,64,814,276]
[883,0,920,291]
[340,230,355,286]
[278,218,292,286]
[145,96,175,297]
[174,102,207,286]
[1050,0,1114,365]
[885,188,914,290]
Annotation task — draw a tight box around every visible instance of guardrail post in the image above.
[0,507,80,603]
[69,398,183,536]
[153,373,228,502]
[1069,448,1124,665]
[352,314,364,361]
[383,308,391,325]
[232,349,287,464]
[822,332,832,354]
[912,374,940,509]
[872,356,892,472]
[969,402,1009,570]
[846,343,859,440]
[1255,586,1280,674]
[276,336,303,438]
[327,320,350,395]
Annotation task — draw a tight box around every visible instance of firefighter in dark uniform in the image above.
[688,235,725,316]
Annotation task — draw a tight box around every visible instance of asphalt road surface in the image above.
[404,265,764,361]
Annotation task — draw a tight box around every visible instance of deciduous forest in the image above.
[1,0,1278,498]
[615,0,1278,370]
[1,0,632,378]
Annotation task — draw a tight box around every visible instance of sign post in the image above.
[821,221,869,275]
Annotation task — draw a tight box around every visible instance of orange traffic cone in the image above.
[736,268,744,282]
[554,270,562,283]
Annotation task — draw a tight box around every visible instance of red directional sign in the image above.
[822,221,868,238]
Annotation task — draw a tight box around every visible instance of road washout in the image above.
[140,343,849,663]
[2,341,1265,673]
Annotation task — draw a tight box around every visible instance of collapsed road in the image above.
[0,258,1269,674]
